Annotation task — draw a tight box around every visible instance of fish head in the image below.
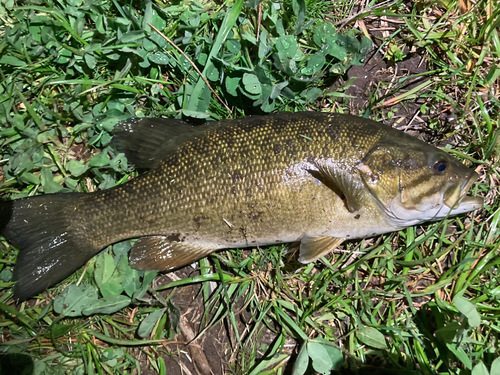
[357,141,483,226]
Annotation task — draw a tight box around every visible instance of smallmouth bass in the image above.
[0,112,483,300]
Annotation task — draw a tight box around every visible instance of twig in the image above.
[148,23,232,114]
[335,0,397,29]
[179,315,214,375]
[257,2,262,42]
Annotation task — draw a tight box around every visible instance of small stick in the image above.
[179,315,213,375]
[223,218,234,228]
[256,2,262,42]
[148,23,232,114]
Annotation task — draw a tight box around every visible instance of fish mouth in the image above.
[444,172,483,213]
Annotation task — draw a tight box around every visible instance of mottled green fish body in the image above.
[0,112,483,300]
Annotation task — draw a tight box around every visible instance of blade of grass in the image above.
[148,23,232,114]
[184,0,243,113]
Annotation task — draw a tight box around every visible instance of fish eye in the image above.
[433,160,448,172]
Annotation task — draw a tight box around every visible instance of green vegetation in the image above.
[0,0,499,374]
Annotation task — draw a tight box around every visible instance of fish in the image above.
[0,112,483,300]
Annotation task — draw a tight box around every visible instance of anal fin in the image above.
[129,236,215,271]
[298,235,345,263]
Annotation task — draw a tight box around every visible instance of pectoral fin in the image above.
[129,236,215,271]
[298,235,345,263]
[314,160,365,213]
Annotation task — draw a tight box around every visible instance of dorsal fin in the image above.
[112,112,329,169]
[111,118,214,169]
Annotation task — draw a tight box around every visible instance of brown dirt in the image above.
[130,262,298,375]
[158,270,228,375]
[346,50,429,125]
[130,267,233,375]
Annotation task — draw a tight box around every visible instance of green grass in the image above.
[0,0,499,374]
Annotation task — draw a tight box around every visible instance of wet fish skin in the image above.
[0,112,483,300]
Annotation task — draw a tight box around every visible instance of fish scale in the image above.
[0,111,482,300]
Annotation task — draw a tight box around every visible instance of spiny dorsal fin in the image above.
[314,159,365,213]
[129,236,216,271]
[111,118,214,170]
[298,235,345,263]
[112,113,326,170]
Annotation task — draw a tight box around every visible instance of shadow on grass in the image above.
[0,353,34,375]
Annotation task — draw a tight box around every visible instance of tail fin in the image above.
[1,194,101,301]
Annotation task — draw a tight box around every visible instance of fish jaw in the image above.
[443,172,484,216]
[447,195,484,216]
[380,170,483,227]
